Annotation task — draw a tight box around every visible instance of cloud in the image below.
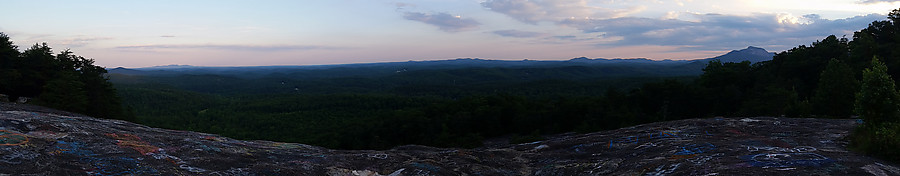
[858,0,900,4]
[481,0,643,24]
[403,12,481,32]
[115,44,348,51]
[395,2,415,8]
[480,0,887,52]
[557,12,885,50]
[492,30,545,38]
[4,33,111,48]
[54,36,114,48]
[160,35,176,38]
[394,2,416,11]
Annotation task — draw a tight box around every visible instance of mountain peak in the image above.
[745,46,765,50]
[733,46,771,56]
[704,46,775,64]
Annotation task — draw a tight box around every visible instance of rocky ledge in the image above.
[0,102,898,175]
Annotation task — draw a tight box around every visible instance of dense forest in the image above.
[114,69,700,149]
[112,9,900,152]
[0,33,129,120]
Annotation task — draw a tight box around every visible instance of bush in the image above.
[851,57,900,162]
[850,122,900,161]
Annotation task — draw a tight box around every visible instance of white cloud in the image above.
[663,11,680,20]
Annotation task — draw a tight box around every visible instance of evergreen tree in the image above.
[16,43,56,98]
[0,32,130,120]
[78,56,129,120]
[35,71,88,112]
[812,59,859,118]
[855,57,900,124]
[0,32,20,95]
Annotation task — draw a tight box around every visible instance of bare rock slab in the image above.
[0,103,897,175]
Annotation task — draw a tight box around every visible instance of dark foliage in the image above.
[0,32,130,121]
[812,59,858,118]
[116,74,700,149]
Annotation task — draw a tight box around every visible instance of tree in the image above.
[855,57,900,125]
[79,57,129,120]
[849,31,878,71]
[34,71,88,112]
[812,59,859,118]
[0,32,20,95]
[889,8,899,25]
[0,33,17,68]
[851,56,900,162]
[15,43,56,98]
[763,35,850,100]
[699,60,753,116]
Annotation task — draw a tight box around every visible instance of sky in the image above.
[0,0,898,68]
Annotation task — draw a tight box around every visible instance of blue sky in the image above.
[0,0,897,67]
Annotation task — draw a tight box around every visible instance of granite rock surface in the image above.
[0,102,898,175]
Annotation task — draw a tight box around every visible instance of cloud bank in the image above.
[481,0,887,50]
[558,13,884,49]
[115,44,347,51]
[403,12,481,32]
[858,0,900,4]
[492,30,545,38]
[481,0,643,24]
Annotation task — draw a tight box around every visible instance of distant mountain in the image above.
[696,46,775,64]
[108,46,775,79]
[143,64,199,69]
[566,57,688,65]
[668,46,777,74]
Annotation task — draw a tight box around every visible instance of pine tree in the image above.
[0,32,130,120]
[855,57,900,124]
[35,71,88,112]
[0,32,20,95]
[0,33,17,68]
[16,43,57,98]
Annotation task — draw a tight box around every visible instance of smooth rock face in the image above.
[0,102,898,175]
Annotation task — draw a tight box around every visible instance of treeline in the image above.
[0,33,129,120]
[697,9,900,162]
